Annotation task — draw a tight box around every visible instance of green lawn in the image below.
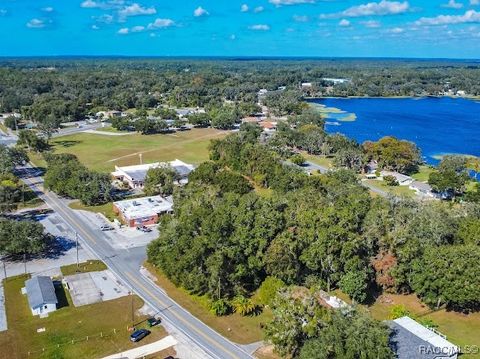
[49,128,227,173]
[60,260,108,276]
[411,165,435,182]
[0,275,167,359]
[365,179,416,198]
[303,154,334,169]
[144,262,271,344]
[69,200,117,221]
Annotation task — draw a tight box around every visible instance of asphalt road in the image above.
[18,166,253,359]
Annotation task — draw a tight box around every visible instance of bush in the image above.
[389,304,410,319]
[231,296,258,316]
[290,154,306,166]
[210,299,231,316]
[256,277,285,307]
[383,175,399,186]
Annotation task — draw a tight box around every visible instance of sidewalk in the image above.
[101,335,177,359]
[0,284,6,332]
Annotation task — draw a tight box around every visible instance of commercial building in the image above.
[113,195,173,227]
[111,159,195,189]
[388,316,459,359]
[24,276,58,316]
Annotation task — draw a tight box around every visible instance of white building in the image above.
[113,195,173,227]
[380,170,413,186]
[111,159,195,189]
[388,316,459,359]
[24,276,58,316]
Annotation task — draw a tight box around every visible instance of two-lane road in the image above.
[19,166,253,359]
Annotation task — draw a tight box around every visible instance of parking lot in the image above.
[75,210,159,250]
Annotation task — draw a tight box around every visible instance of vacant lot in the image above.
[60,260,108,276]
[49,128,228,172]
[144,263,271,344]
[0,275,167,359]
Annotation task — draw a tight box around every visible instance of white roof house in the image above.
[24,276,58,316]
[409,181,434,197]
[381,170,413,186]
[389,316,459,359]
[111,159,195,189]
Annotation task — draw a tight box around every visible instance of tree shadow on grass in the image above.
[54,140,81,148]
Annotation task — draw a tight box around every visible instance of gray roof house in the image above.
[25,276,58,316]
[388,316,459,359]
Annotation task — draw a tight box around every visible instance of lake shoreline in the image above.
[305,95,480,101]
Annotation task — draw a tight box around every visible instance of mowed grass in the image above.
[49,128,228,173]
[0,275,167,359]
[144,262,271,344]
[60,260,108,276]
[364,179,416,198]
[303,154,334,169]
[411,165,435,182]
[69,200,117,221]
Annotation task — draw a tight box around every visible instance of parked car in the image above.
[147,317,161,327]
[130,328,151,342]
[100,224,114,231]
[136,226,152,233]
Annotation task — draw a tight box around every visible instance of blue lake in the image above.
[312,97,480,165]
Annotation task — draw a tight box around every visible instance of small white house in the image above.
[24,276,58,316]
[380,171,413,186]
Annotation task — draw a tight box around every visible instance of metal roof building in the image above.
[25,276,58,316]
[388,316,459,359]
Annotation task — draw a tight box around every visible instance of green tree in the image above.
[290,153,306,166]
[0,145,28,174]
[0,218,46,256]
[299,310,394,359]
[144,166,178,196]
[255,276,285,307]
[231,295,257,316]
[339,269,370,303]
[17,129,48,152]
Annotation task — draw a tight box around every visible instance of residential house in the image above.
[388,316,459,359]
[409,181,434,198]
[24,276,58,316]
[380,171,413,186]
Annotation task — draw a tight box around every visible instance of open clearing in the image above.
[0,275,167,359]
[48,128,228,173]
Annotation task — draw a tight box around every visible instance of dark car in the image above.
[136,226,152,233]
[130,329,151,342]
[147,317,161,327]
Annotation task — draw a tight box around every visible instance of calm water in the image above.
[313,97,480,164]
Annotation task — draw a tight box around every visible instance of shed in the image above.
[25,276,58,316]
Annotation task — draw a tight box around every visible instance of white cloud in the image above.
[118,27,129,34]
[118,3,156,18]
[442,0,464,9]
[147,18,174,29]
[293,15,310,22]
[415,9,480,25]
[0,9,7,16]
[42,6,54,12]
[131,25,145,32]
[321,0,410,18]
[388,26,404,33]
[254,6,264,13]
[361,20,381,27]
[26,18,47,28]
[339,19,351,26]
[241,4,249,12]
[249,24,270,30]
[230,34,236,40]
[81,0,100,8]
[194,6,209,17]
[94,14,114,24]
[269,0,315,6]
[92,24,100,30]
[471,0,479,5]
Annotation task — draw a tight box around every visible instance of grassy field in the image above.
[0,275,167,359]
[48,128,228,173]
[411,165,435,182]
[69,200,117,221]
[303,154,334,169]
[60,260,107,276]
[365,179,416,198]
[144,262,271,344]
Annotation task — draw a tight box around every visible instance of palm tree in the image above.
[231,296,257,316]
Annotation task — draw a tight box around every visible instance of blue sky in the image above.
[0,0,479,58]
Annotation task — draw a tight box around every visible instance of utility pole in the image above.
[2,260,6,280]
[130,291,135,329]
[139,153,143,165]
[23,253,27,275]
